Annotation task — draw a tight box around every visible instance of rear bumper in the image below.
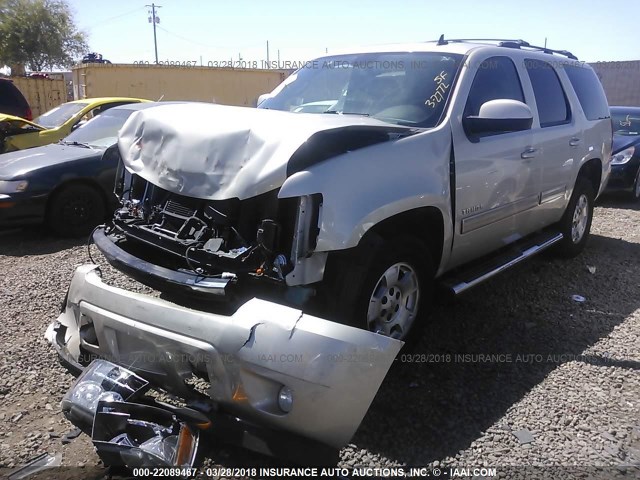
[46,264,402,449]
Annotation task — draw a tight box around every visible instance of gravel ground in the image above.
[0,197,639,479]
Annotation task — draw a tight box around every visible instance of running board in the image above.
[439,231,563,296]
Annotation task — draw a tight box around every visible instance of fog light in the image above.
[277,386,293,413]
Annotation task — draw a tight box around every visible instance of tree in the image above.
[0,0,87,71]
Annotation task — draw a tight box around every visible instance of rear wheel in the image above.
[324,236,433,343]
[47,184,106,237]
[554,177,595,258]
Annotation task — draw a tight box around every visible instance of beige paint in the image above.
[590,61,640,107]
[72,64,289,106]
[12,76,67,117]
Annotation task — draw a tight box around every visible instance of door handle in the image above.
[569,137,581,146]
[521,147,538,159]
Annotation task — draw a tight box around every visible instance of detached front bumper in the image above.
[47,264,402,451]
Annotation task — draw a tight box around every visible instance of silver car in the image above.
[48,38,612,465]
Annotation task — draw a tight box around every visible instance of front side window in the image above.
[524,59,570,127]
[259,52,463,127]
[464,56,525,118]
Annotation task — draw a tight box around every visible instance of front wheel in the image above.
[364,261,422,339]
[324,236,433,343]
[47,184,106,237]
[554,177,595,258]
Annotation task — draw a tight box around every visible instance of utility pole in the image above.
[146,3,162,63]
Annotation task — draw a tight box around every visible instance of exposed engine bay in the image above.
[103,162,322,298]
[94,102,416,301]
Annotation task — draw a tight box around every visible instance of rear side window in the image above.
[464,56,524,117]
[564,65,609,120]
[525,59,570,127]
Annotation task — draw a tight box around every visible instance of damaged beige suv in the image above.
[47,38,611,466]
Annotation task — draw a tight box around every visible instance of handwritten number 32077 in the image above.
[426,71,450,108]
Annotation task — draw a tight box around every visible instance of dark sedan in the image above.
[0,102,160,236]
[606,106,640,200]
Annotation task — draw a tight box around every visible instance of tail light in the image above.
[25,107,33,121]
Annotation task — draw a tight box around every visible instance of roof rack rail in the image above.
[434,35,578,60]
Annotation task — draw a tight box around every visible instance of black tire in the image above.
[553,177,595,258]
[47,184,106,237]
[629,168,640,201]
[323,235,433,344]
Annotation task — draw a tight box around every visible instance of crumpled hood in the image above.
[118,103,411,200]
[0,113,45,131]
[0,143,102,180]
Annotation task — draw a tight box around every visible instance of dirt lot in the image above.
[0,197,639,479]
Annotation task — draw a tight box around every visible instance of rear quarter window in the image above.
[564,65,609,121]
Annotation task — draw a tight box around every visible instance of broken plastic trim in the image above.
[92,227,234,297]
[7,452,62,480]
[61,359,149,434]
[92,401,199,471]
[286,125,416,177]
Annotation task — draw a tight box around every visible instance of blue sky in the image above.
[68,0,639,64]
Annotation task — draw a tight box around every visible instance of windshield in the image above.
[259,52,463,127]
[63,108,135,148]
[611,109,640,136]
[33,102,87,128]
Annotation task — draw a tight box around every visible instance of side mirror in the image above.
[463,99,533,136]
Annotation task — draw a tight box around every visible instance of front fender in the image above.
[278,125,453,252]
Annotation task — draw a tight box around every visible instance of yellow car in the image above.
[0,97,150,153]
